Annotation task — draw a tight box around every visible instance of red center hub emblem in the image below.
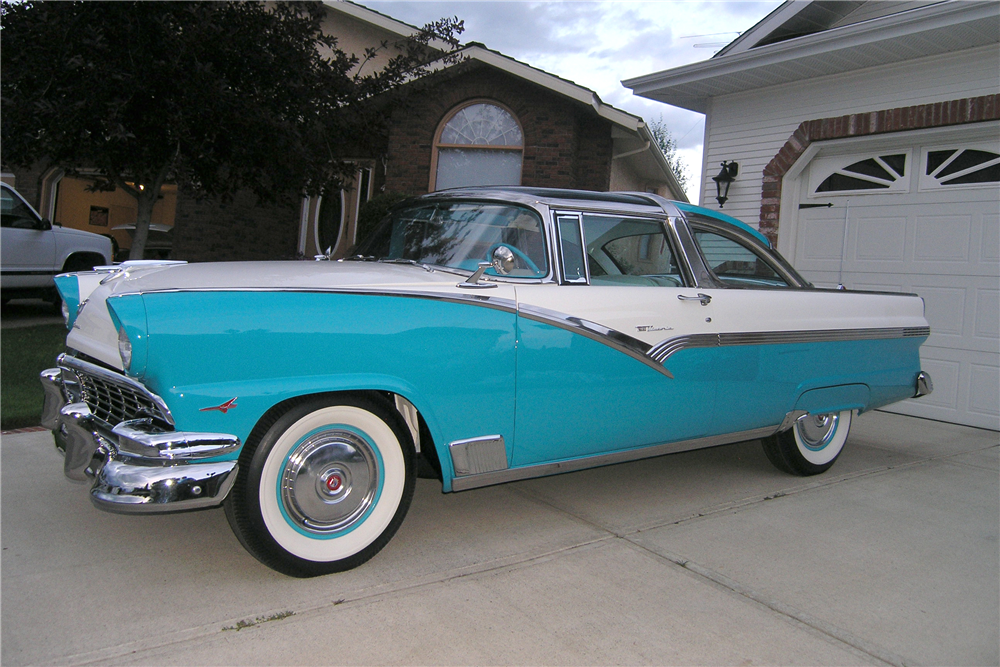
[326,474,343,492]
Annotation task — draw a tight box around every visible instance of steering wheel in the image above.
[486,243,541,276]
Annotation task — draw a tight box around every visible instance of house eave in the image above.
[623,1,999,113]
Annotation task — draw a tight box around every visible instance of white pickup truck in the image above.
[1,182,113,306]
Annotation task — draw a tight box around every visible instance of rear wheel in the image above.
[762,410,853,476]
[225,394,415,577]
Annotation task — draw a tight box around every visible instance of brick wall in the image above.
[760,94,999,245]
[383,64,614,195]
[172,188,300,262]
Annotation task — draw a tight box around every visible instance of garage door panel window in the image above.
[920,147,1000,190]
[811,153,910,195]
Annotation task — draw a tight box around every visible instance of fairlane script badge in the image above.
[200,398,238,413]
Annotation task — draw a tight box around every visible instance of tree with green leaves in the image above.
[648,115,689,197]
[1,1,461,259]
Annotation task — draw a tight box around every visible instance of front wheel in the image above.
[761,410,853,476]
[225,395,415,577]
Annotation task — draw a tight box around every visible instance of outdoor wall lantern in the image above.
[712,160,739,208]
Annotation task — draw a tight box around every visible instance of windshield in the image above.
[355,202,548,278]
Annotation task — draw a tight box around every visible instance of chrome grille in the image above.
[57,354,174,428]
[78,373,166,427]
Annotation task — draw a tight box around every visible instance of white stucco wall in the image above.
[697,44,1000,226]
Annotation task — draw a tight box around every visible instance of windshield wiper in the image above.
[343,254,377,261]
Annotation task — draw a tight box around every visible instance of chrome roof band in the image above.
[647,326,932,365]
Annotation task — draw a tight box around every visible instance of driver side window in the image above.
[1,187,43,230]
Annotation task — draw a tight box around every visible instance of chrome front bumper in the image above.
[41,367,241,514]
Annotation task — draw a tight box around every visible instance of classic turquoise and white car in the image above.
[41,187,933,577]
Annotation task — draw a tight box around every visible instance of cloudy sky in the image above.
[365,0,782,201]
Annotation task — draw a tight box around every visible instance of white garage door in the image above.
[790,126,999,430]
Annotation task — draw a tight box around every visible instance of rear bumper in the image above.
[41,366,240,514]
[914,371,934,398]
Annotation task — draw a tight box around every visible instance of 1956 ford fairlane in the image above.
[40,187,933,577]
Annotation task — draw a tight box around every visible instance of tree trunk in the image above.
[128,189,157,260]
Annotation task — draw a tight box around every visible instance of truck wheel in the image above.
[761,410,853,476]
[225,394,415,577]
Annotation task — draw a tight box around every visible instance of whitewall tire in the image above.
[762,409,853,476]
[225,394,415,577]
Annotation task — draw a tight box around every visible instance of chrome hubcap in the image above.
[797,412,839,450]
[280,429,379,534]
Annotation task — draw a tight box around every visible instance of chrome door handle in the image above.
[677,293,712,306]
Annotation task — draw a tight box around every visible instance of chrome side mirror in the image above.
[491,245,515,275]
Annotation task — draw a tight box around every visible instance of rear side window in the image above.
[692,228,790,288]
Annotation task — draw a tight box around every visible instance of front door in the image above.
[511,211,717,467]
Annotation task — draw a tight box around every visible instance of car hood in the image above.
[66,260,507,370]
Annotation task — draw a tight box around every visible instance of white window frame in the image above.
[917,140,1000,192]
[807,150,912,198]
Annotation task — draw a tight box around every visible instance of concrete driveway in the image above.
[2,412,997,666]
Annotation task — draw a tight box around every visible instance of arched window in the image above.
[432,102,523,191]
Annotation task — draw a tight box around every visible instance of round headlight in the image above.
[118,327,133,370]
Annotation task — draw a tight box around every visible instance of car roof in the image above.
[416,186,769,246]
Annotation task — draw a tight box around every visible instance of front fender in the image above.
[137,290,519,489]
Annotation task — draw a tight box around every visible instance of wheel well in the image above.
[62,252,108,272]
[243,390,436,468]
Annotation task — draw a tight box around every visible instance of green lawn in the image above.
[1,324,68,430]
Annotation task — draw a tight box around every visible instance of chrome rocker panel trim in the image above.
[451,425,778,492]
[40,367,241,513]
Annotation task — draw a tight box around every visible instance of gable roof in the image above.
[623,0,999,113]
[325,2,686,199]
[447,45,687,199]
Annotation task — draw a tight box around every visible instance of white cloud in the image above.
[364,1,782,203]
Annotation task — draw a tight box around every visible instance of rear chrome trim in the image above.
[914,371,934,398]
[647,327,932,365]
[451,425,777,491]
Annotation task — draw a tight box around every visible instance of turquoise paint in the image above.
[275,424,385,539]
[105,294,149,377]
[137,291,518,491]
[513,317,716,467]
[514,316,924,467]
[707,335,924,435]
[675,202,771,247]
[53,274,80,330]
[795,384,870,416]
[130,288,925,492]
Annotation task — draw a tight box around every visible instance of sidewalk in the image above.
[2,411,997,665]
